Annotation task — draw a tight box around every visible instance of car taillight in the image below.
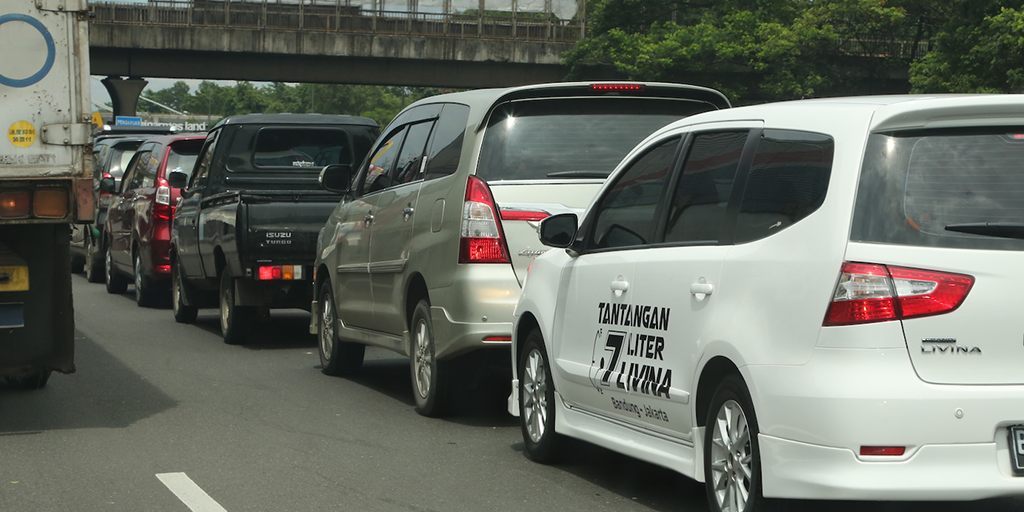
[258,265,303,280]
[459,175,510,264]
[154,178,173,220]
[500,209,550,222]
[824,262,974,326]
[590,83,645,92]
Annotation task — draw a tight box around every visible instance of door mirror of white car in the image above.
[319,164,353,193]
[167,169,189,189]
[539,213,578,249]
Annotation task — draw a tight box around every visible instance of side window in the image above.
[393,121,435,185]
[424,103,470,180]
[124,151,152,191]
[588,137,679,250]
[663,131,748,244]
[734,130,833,243]
[190,131,220,189]
[141,149,159,188]
[361,127,408,195]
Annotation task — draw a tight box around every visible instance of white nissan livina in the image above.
[510,95,1024,511]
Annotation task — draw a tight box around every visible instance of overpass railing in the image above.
[89,1,586,42]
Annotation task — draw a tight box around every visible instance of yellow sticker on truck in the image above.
[7,121,36,148]
[0,265,29,292]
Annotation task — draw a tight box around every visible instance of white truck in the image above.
[0,0,92,388]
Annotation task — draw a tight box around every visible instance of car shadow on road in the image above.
[187,310,317,350]
[0,330,177,433]
[509,437,1024,512]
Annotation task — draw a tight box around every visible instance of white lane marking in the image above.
[156,472,229,512]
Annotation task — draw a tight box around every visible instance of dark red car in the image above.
[102,134,205,306]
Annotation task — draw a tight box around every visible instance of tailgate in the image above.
[242,194,339,266]
[490,181,604,287]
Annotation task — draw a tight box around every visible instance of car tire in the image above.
[85,233,103,283]
[104,243,128,294]
[410,299,452,417]
[519,329,564,463]
[318,285,364,376]
[134,252,159,307]
[172,260,198,324]
[220,272,253,345]
[704,374,764,512]
[5,370,51,390]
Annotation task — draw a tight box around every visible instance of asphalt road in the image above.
[2,274,1023,511]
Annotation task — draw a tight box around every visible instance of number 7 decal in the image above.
[591,330,627,391]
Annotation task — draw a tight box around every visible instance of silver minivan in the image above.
[312,82,730,416]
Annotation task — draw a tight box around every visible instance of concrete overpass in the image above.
[88,0,584,115]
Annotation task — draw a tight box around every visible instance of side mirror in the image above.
[167,169,189,189]
[320,164,353,193]
[99,176,116,193]
[539,213,579,248]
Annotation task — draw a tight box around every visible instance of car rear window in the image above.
[107,141,143,179]
[476,98,714,182]
[251,127,357,169]
[851,128,1024,250]
[166,141,202,181]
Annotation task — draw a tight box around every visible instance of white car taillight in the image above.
[824,262,974,326]
[459,175,510,264]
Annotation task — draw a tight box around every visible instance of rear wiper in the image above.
[944,222,1024,240]
[546,170,609,178]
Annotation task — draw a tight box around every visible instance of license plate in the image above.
[1009,426,1024,475]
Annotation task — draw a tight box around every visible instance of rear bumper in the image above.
[749,347,1024,500]
[428,264,520,359]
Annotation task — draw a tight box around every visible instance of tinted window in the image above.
[734,130,833,243]
[166,140,203,182]
[190,130,220,188]
[477,98,711,182]
[663,131,747,244]
[393,121,435,185]
[106,140,144,179]
[124,151,152,190]
[852,128,1024,251]
[361,127,408,195]
[252,128,354,169]
[425,103,470,180]
[589,138,679,249]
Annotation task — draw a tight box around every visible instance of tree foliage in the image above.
[138,82,445,127]
[568,0,1024,103]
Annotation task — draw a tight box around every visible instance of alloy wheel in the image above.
[710,399,753,512]
[522,347,548,443]
[412,319,432,399]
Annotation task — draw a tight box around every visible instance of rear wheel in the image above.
[104,244,128,294]
[410,299,451,417]
[134,252,159,307]
[318,285,364,376]
[171,260,198,324]
[5,370,51,390]
[85,233,103,283]
[704,375,764,512]
[519,329,563,463]
[220,272,253,345]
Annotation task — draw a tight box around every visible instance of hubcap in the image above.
[105,248,113,284]
[220,281,231,331]
[522,347,548,443]
[710,399,753,512]
[412,319,432,399]
[135,255,143,299]
[320,297,334,362]
[172,269,181,313]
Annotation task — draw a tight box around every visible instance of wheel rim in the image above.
[172,268,181,313]
[134,254,143,300]
[320,296,334,362]
[105,247,113,284]
[522,347,548,444]
[220,281,231,332]
[710,399,753,512]
[412,319,432,399]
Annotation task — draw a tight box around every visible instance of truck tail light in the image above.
[0,189,68,219]
[0,191,31,219]
[459,175,510,264]
[257,265,303,280]
[824,262,974,326]
[154,178,172,220]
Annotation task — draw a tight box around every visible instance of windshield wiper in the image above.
[546,170,609,178]
[944,222,1024,240]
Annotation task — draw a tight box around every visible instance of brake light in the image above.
[0,190,30,219]
[459,175,510,264]
[590,83,646,92]
[824,262,974,326]
[154,178,172,220]
[860,446,905,456]
[500,209,550,222]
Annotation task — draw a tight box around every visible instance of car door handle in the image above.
[403,207,415,216]
[610,279,629,293]
[691,281,714,301]
[364,213,374,225]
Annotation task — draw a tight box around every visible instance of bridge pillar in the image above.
[101,76,148,118]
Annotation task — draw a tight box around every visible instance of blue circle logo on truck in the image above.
[0,14,56,88]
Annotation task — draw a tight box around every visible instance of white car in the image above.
[509,95,1024,511]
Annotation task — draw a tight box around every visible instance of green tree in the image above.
[139,81,191,113]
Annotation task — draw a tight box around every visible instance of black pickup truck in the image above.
[168,114,377,344]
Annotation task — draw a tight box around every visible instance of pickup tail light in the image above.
[824,262,974,326]
[459,175,510,264]
[258,265,303,281]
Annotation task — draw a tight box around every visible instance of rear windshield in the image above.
[851,128,1024,250]
[476,98,714,182]
[251,127,357,169]
[166,141,202,181]
[107,141,143,178]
